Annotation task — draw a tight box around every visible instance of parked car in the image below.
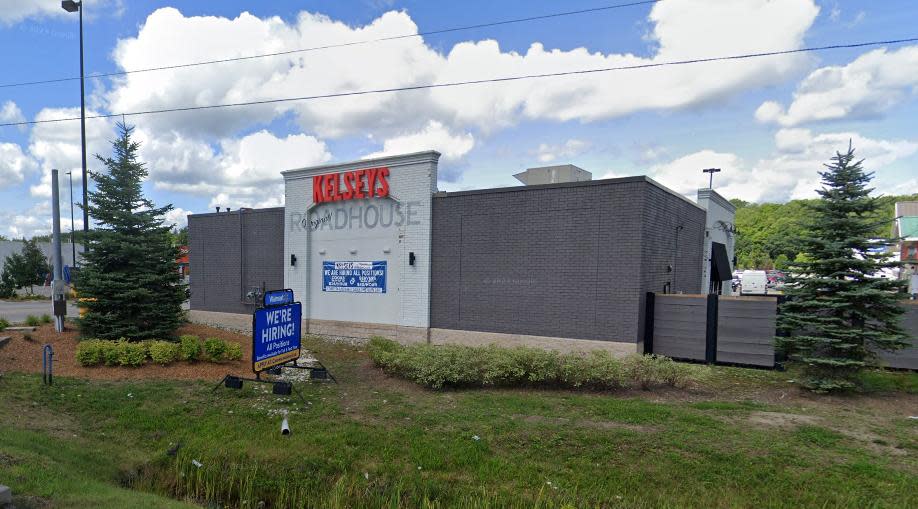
[740,270,769,295]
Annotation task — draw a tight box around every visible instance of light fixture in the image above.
[61,1,80,13]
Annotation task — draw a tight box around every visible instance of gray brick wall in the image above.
[431,177,706,343]
[189,208,285,314]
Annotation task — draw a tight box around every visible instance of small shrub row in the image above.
[367,337,700,390]
[77,336,244,367]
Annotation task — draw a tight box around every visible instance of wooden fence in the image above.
[644,293,917,370]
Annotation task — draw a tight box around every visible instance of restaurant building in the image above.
[188,151,735,354]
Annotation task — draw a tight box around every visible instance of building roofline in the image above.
[435,175,705,211]
[697,188,737,213]
[188,206,285,219]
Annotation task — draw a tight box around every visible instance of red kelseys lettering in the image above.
[312,167,390,204]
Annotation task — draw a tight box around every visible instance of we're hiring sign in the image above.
[312,167,390,204]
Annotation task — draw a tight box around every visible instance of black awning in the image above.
[711,242,732,282]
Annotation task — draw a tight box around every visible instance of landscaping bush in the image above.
[76,339,106,366]
[117,341,148,367]
[368,337,699,390]
[224,342,243,361]
[102,341,121,366]
[0,317,9,331]
[77,336,240,367]
[179,335,201,361]
[203,337,227,361]
[40,314,52,324]
[148,341,180,366]
[25,315,40,327]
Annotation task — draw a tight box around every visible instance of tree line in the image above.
[732,192,918,270]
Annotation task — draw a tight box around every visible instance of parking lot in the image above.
[0,300,78,324]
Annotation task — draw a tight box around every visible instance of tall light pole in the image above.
[66,171,77,268]
[702,168,721,189]
[62,1,88,244]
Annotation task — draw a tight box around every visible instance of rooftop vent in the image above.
[513,164,592,186]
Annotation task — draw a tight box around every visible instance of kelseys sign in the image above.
[312,167,390,204]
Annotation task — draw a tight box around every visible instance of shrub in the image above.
[40,314,52,324]
[76,339,106,366]
[0,317,9,331]
[179,335,201,361]
[102,341,121,366]
[117,341,148,367]
[203,337,227,361]
[148,340,180,366]
[224,342,243,361]
[368,338,699,391]
[25,315,40,327]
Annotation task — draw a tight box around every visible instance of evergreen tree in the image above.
[778,144,908,391]
[78,122,187,340]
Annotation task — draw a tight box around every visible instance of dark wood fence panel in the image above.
[878,302,918,370]
[716,296,776,367]
[652,294,707,361]
[648,294,917,371]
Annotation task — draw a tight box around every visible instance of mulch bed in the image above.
[0,323,253,381]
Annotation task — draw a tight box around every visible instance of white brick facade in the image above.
[283,151,440,331]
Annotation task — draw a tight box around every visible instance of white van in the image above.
[740,270,769,295]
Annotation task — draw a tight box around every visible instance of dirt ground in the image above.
[0,323,253,380]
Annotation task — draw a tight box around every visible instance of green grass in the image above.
[1,337,916,508]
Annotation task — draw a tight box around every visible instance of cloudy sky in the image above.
[1,0,917,238]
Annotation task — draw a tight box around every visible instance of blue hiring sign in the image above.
[264,288,294,307]
[252,302,302,372]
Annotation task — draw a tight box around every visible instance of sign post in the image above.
[213,289,334,401]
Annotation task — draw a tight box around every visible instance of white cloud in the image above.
[27,107,115,197]
[1,101,25,127]
[756,45,918,126]
[364,120,473,162]
[104,1,819,140]
[136,128,331,209]
[0,201,85,240]
[164,207,190,229]
[0,143,38,189]
[647,129,918,202]
[0,0,112,25]
[536,139,590,163]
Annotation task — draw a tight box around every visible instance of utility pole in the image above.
[703,168,721,189]
[51,170,66,332]
[66,171,76,268]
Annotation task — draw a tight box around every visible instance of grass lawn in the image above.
[1,334,916,508]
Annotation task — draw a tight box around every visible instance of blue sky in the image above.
[1,0,917,237]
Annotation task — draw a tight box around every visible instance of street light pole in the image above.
[66,171,76,268]
[702,168,721,189]
[62,1,88,245]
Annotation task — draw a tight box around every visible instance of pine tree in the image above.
[778,144,908,391]
[78,122,187,340]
